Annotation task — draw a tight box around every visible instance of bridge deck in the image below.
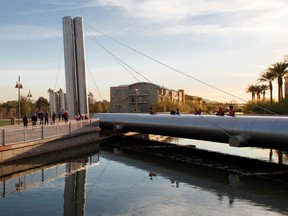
[94,113,288,150]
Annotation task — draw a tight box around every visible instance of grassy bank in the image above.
[0,119,12,126]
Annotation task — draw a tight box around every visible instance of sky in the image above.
[1,0,288,104]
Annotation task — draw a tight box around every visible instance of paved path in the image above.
[0,119,99,146]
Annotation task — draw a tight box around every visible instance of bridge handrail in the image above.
[0,119,100,146]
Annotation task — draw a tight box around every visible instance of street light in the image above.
[135,88,139,113]
[27,89,32,103]
[15,75,23,125]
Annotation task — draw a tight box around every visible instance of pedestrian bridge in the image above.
[93,113,288,151]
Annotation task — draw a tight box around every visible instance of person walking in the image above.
[44,111,49,125]
[216,107,225,116]
[63,110,69,123]
[31,113,37,128]
[23,114,28,127]
[52,111,57,124]
[228,105,235,117]
[58,109,62,121]
[39,110,44,125]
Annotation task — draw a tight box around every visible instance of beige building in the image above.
[110,82,185,113]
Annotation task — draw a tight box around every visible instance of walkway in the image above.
[0,119,99,146]
[0,118,101,163]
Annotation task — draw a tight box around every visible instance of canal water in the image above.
[170,137,288,165]
[0,138,287,216]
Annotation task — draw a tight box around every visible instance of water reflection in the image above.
[168,137,288,165]
[0,140,287,216]
[100,144,288,214]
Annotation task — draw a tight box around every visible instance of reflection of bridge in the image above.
[94,113,288,150]
[100,144,288,214]
[0,143,99,215]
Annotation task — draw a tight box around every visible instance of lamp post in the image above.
[135,88,139,113]
[27,89,32,116]
[27,89,32,103]
[15,75,23,125]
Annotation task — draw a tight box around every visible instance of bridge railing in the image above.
[0,119,99,146]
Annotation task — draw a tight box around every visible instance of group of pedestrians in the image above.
[216,105,235,117]
[170,108,180,115]
[57,109,69,122]
[22,109,70,127]
[159,105,235,116]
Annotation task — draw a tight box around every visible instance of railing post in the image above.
[90,120,92,131]
[69,122,72,135]
[41,125,44,139]
[2,130,5,146]
[24,128,27,142]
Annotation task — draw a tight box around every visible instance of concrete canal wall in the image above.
[0,120,102,164]
[0,131,102,164]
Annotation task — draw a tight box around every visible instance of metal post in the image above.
[15,76,23,125]
[2,130,5,146]
[135,88,139,113]
[56,124,59,135]
[69,122,72,134]
[18,85,20,125]
[24,128,26,142]
[41,125,44,139]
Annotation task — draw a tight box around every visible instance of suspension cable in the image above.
[86,25,278,115]
[84,26,233,138]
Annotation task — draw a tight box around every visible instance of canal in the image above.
[0,137,287,216]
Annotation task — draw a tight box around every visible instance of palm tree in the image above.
[254,85,262,101]
[260,85,268,100]
[246,85,257,102]
[47,88,54,94]
[268,61,288,102]
[57,88,63,94]
[258,70,275,104]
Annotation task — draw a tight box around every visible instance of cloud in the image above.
[8,0,288,40]
[94,0,288,36]
[0,25,62,40]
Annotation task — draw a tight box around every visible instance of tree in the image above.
[258,70,275,104]
[20,96,31,115]
[90,100,110,113]
[259,85,268,100]
[254,85,263,101]
[88,92,94,105]
[35,97,49,110]
[47,88,54,94]
[57,88,63,94]
[269,61,288,102]
[246,85,257,102]
[1,100,17,109]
